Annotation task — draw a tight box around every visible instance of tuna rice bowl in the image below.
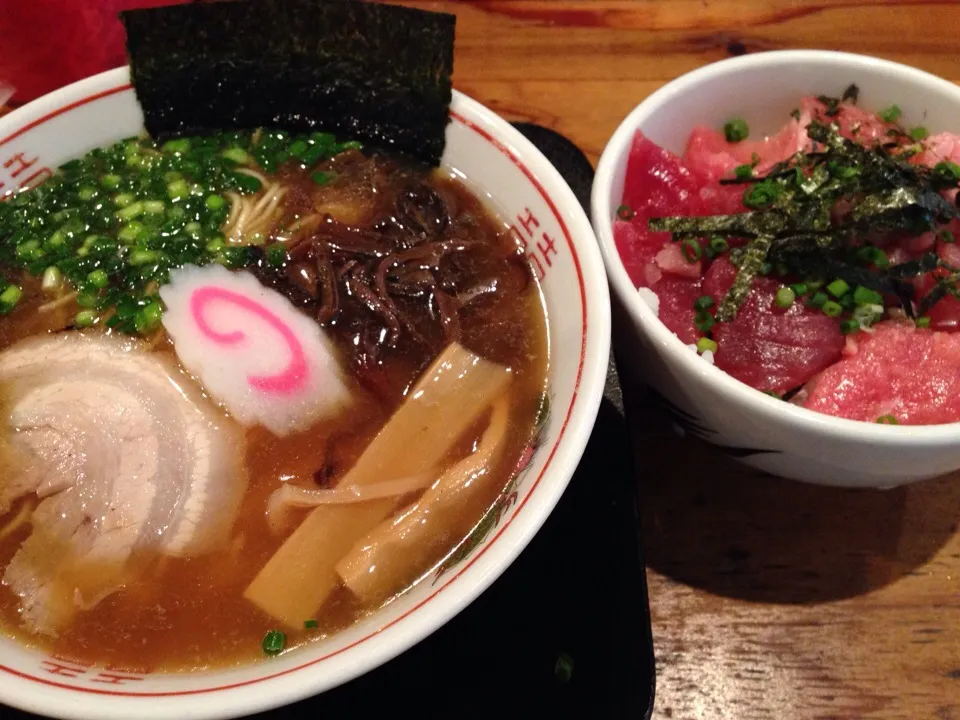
[615,86,960,426]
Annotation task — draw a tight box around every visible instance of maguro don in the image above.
[615,87,960,425]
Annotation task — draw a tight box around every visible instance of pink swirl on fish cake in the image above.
[189,285,308,395]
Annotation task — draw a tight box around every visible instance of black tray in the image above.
[7,124,656,720]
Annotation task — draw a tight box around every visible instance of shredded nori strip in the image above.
[121,0,456,166]
[647,103,960,321]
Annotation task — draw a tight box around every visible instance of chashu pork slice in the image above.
[0,332,247,635]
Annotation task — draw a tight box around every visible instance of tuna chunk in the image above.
[800,321,960,424]
[0,332,247,635]
[704,259,845,393]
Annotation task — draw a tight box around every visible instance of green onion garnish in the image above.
[774,287,795,309]
[875,414,899,424]
[879,104,902,123]
[310,170,337,187]
[852,286,883,306]
[262,630,287,656]
[709,236,729,254]
[826,279,850,298]
[941,230,955,244]
[723,118,749,143]
[808,291,829,309]
[694,295,715,311]
[821,300,843,317]
[74,310,97,328]
[0,285,22,310]
[681,238,701,263]
[304,619,319,629]
[742,180,781,209]
[840,319,861,334]
[696,337,718,354]
[790,282,808,297]
[734,164,753,179]
[694,311,715,332]
[616,204,635,221]
[916,316,931,329]
[554,652,574,684]
[909,126,928,141]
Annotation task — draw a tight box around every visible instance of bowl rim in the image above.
[0,67,612,719]
[592,48,960,443]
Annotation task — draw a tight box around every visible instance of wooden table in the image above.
[415,2,960,718]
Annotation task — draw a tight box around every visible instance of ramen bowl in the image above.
[0,67,610,719]
[592,50,960,489]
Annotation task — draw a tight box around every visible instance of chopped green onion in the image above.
[733,164,753,179]
[41,266,62,292]
[222,147,250,165]
[87,269,109,289]
[0,285,22,309]
[554,652,574,684]
[790,282,808,297]
[694,295,715,311]
[118,222,145,244]
[233,173,262,194]
[935,160,960,182]
[681,238,701,263]
[184,222,203,240]
[114,193,136,208]
[78,186,97,201]
[304,619,319,629]
[875,414,899,425]
[879,104,902,123]
[205,194,226,211]
[742,180,781,209]
[135,302,163,334]
[694,311,715,332]
[857,245,890,268]
[723,118,749,143]
[826,279,850,298]
[616,204,635,221]
[696,337,718,354]
[708,236,729,254]
[310,170,337,187]
[74,310,97,328]
[117,201,144,221]
[829,163,859,180]
[267,244,288,268]
[852,286,883,305]
[775,287,795,309]
[909,126,928,141]
[821,300,843,317]
[205,237,226,253]
[162,138,191,154]
[262,630,286,656]
[167,179,189,199]
[143,200,165,215]
[334,140,363,154]
[129,249,158,266]
[76,291,98,309]
[941,230,955,244]
[916,316,931,328]
[101,174,121,190]
[840,319,861,334]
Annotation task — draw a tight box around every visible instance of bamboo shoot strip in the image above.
[244,343,512,627]
[336,396,510,605]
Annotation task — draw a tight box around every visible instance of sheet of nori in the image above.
[120,0,455,166]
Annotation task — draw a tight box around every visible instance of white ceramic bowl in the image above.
[592,50,960,489]
[0,68,610,719]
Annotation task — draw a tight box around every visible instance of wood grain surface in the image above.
[408,2,960,719]
[4,2,960,718]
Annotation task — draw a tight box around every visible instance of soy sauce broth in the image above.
[0,159,549,671]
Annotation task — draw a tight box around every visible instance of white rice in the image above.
[637,287,660,315]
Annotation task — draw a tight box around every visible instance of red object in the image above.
[801,321,960,424]
[702,258,845,394]
[0,0,190,106]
